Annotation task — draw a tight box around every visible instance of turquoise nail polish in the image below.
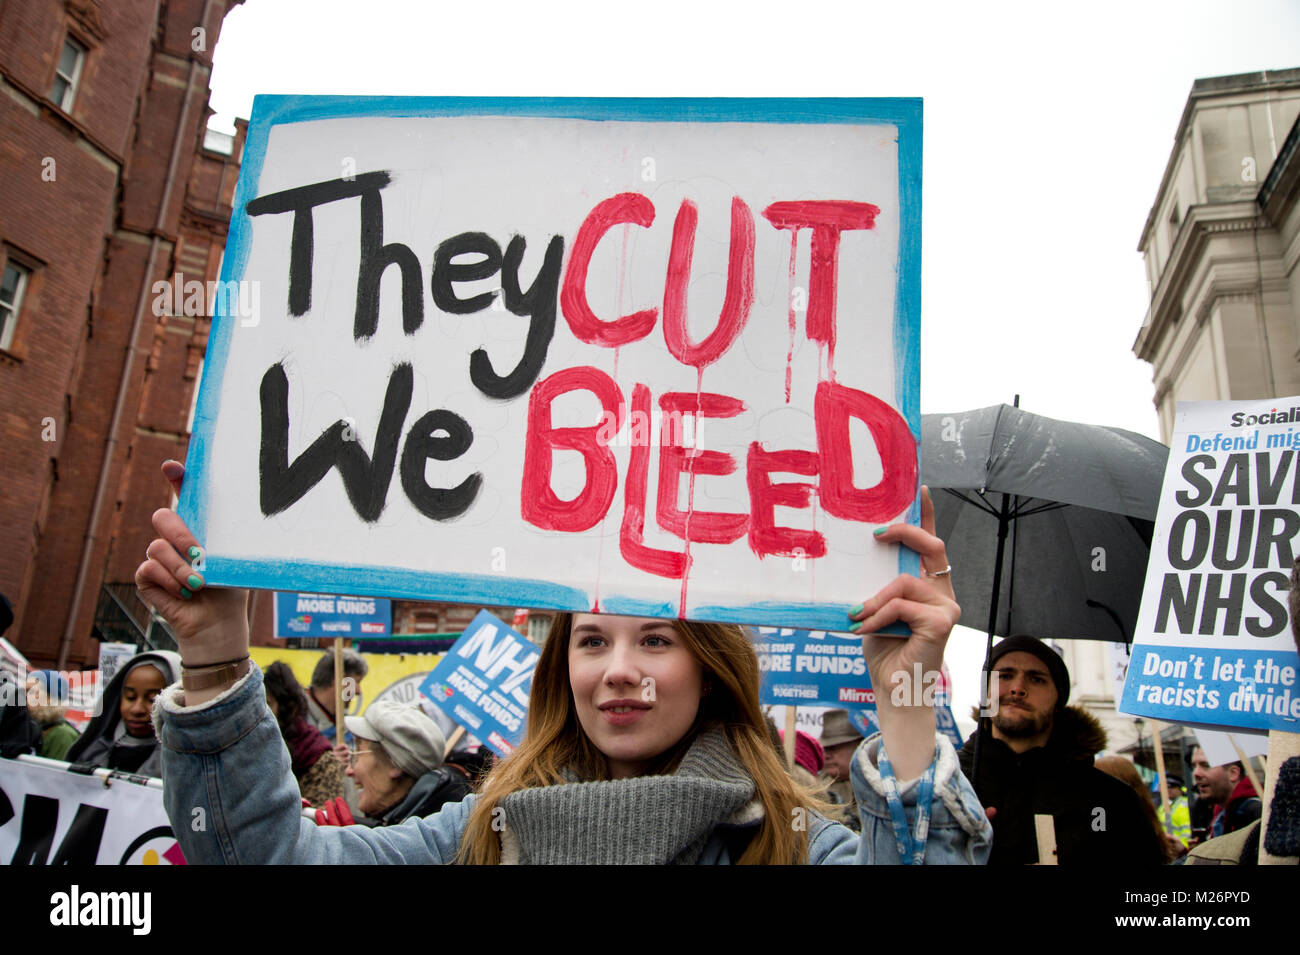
[873,527,887,537]
[849,603,864,617]
[188,546,202,562]
[187,574,203,590]
[180,587,192,600]
[849,622,862,633]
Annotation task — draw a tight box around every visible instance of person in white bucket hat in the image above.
[340,701,472,826]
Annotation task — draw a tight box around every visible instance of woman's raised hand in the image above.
[135,460,250,667]
[847,486,960,779]
[851,486,958,686]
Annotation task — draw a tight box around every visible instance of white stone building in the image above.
[1134,68,1300,434]
[1070,69,1300,763]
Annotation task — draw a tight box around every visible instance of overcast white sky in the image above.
[208,0,1300,442]
[205,0,1300,724]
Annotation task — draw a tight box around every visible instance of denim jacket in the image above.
[155,664,991,864]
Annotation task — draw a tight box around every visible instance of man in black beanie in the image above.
[958,634,1166,865]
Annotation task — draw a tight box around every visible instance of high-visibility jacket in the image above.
[1165,794,1191,846]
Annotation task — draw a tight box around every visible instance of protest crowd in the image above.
[3,82,1300,874]
[2,470,1296,864]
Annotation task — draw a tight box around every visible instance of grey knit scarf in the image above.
[498,726,758,864]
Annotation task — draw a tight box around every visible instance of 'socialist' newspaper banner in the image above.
[179,97,923,632]
[753,627,963,747]
[419,610,536,757]
[273,591,392,638]
[1121,397,1300,732]
[0,756,185,865]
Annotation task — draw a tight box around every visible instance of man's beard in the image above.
[992,701,1052,739]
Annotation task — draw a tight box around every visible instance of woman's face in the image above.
[346,740,407,816]
[567,613,706,779]
[120,664,167,738]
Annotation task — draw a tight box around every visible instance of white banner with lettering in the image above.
[0,756,185,865]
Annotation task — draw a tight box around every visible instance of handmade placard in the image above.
[182,97,922,630]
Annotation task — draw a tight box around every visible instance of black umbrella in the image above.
[920,402,1169,775]
[923,402,1168,644]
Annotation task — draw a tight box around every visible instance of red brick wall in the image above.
[0,0,242,669]
[0,0,160,159]
[0,58,125,655]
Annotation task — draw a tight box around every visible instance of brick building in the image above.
[0,0,244,668]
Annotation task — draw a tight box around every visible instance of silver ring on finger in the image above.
[925,564,952,578]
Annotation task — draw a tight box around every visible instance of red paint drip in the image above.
[678,378,705,618]
[785,232,798,403]
[620,383,687,579]
[762,200,878,370]
[677,546,692,617]
[595,215,631,609]
[677,548,693,618]
[593,484,606,611]
[614,221,630,381]
[809,495,817,599]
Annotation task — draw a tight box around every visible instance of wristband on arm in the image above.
[181,656,251,693]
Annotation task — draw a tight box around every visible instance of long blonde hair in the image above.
[456,613,830,864]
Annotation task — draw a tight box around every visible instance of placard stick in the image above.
[784,706,797,769]
[444,726,466,759]
[1150,719,1173,830]
[1034,814,1058,865]
[1260,729,1300,865]
[1229,735,1264,799]
[333,638,344,744]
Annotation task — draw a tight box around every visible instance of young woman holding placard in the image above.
[137,461,990,864]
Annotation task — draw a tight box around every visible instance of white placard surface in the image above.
[182,98,923,630]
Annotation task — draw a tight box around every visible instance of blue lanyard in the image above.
[876,742,936,866]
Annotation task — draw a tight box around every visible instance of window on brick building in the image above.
[0,260,31,351]
[49,36,87,111]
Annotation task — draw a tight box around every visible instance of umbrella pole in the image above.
[971,490,1013,787]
